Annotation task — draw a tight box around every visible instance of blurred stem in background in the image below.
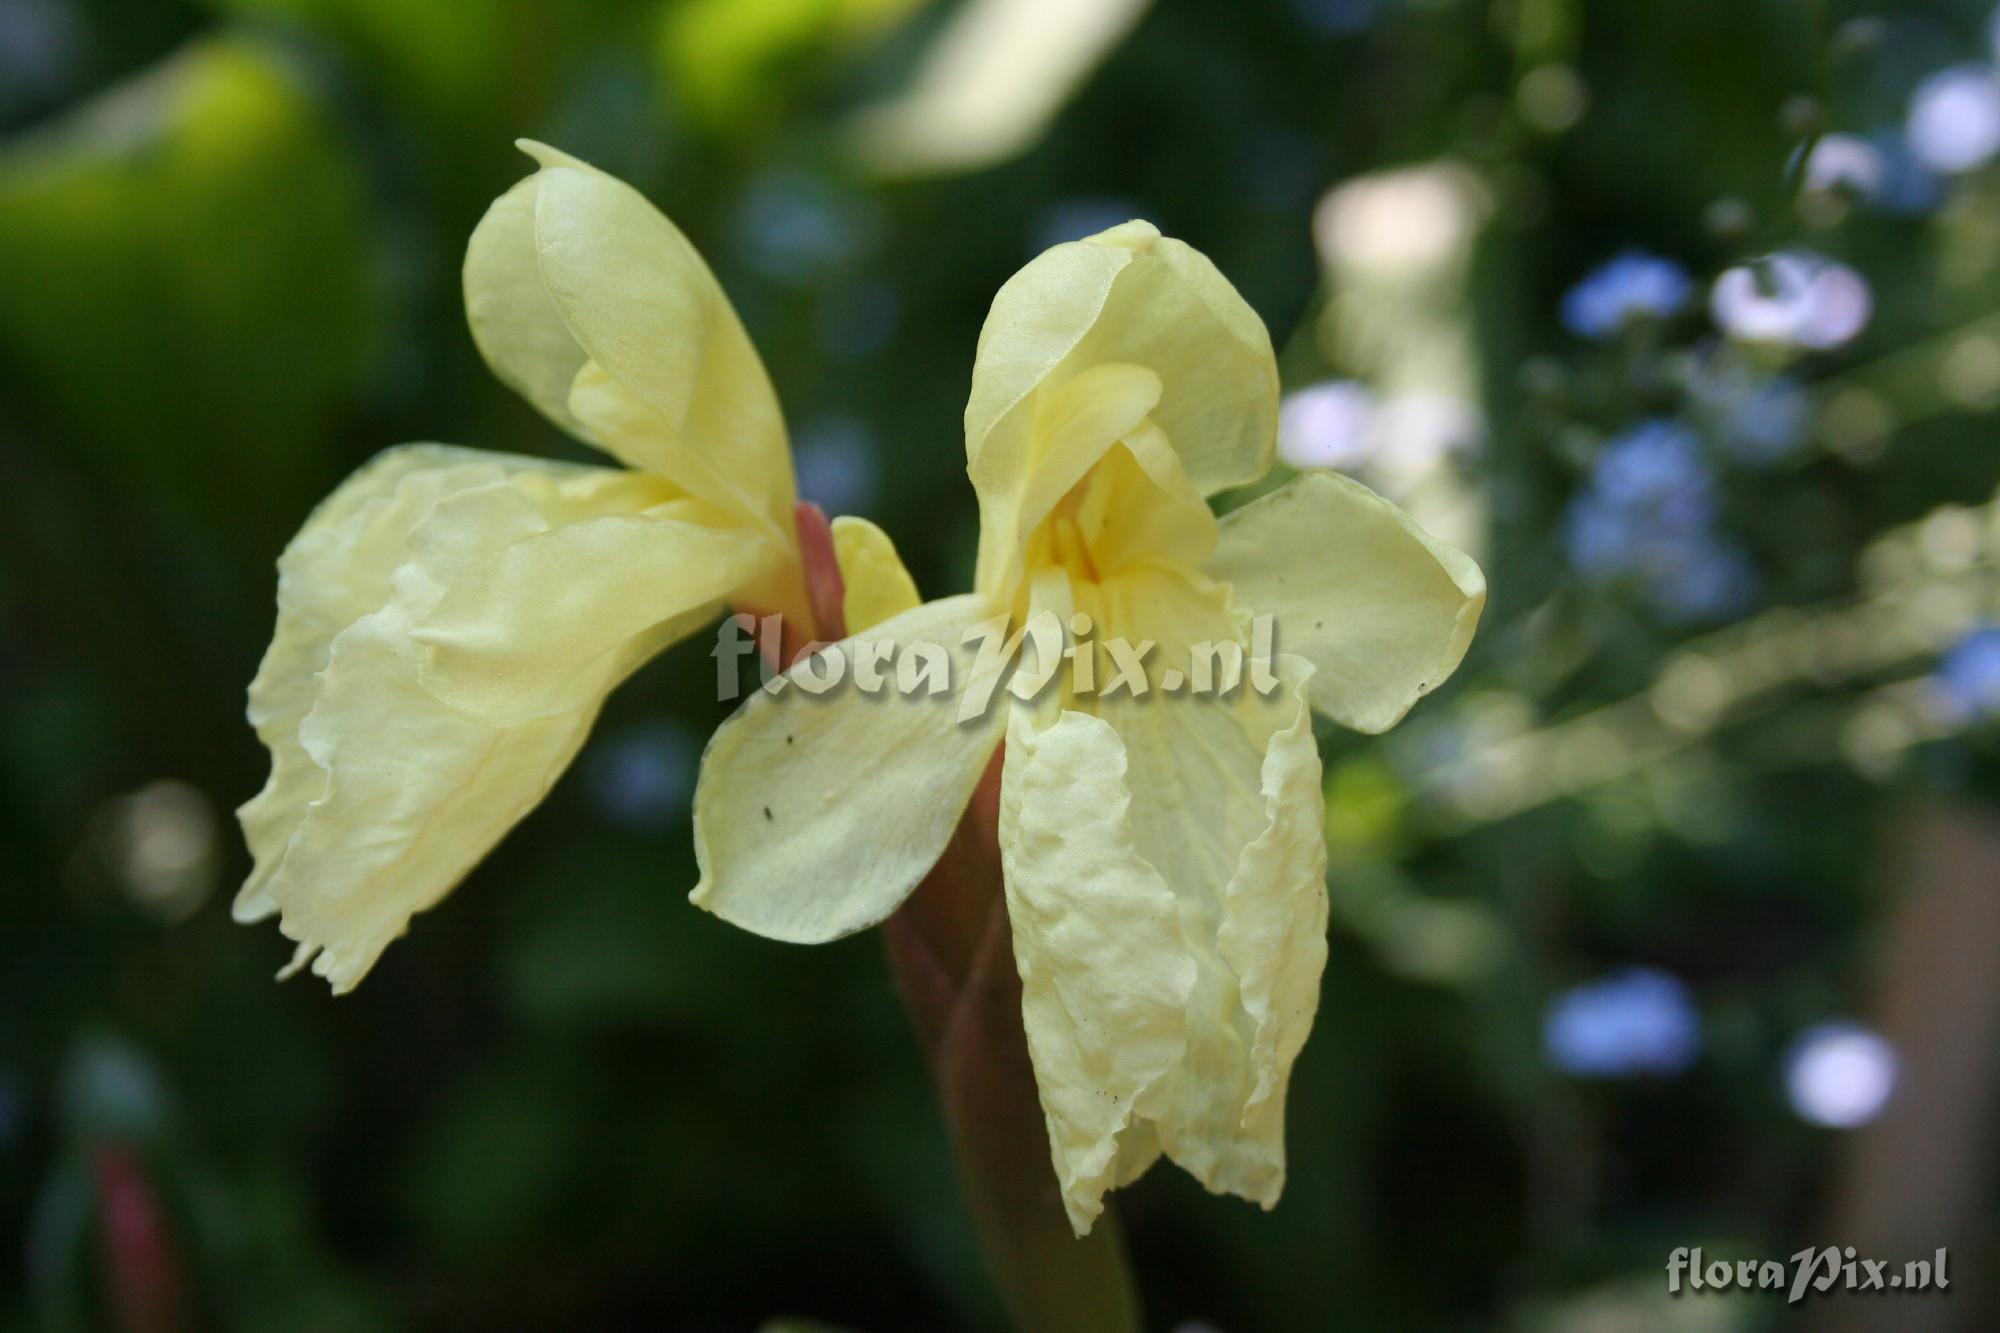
[1824,798,2000,1333]
[883,749,1142,1333]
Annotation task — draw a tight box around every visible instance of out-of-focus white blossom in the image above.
[1803,132,1885,195]
[1711,251,1871,350]
[1278,380,1376,470]
[1786,1023,1899,1129]
[1907,66,2000,174]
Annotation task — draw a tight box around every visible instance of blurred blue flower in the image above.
[1565,421,1759,622]
[1564,493,1638,577]
[1545,967,1701,1078]
[1798,128,1944,213]
[1934,626,2000,722]
[1647,539,1759,624]
[1907,66,2000,174]
[1785,1022,1898,1128]
[0,0,82,108]
[1562,250,1692,339]
[582,722,696,834]
[1591,419,1711,509]
[792,415,880,516]
[735,169,878,283]
[1867,127,1945,215]
[1688,355,1812,465]
[1721,380,1810,465]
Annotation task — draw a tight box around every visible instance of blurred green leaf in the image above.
[0,34,378,537]
[659,0,927,131]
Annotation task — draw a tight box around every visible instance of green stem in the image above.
[882,750,1142,1333]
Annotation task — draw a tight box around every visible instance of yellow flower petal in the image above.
[463,142,794,531]
[1207,469,1485,734]
[238,445,477,925]
[691,594,1007,943]
[236,445,665,992]
[1049,419,1217,582]
[966,221,1277,541]
[1088,639,1318,1205]
[462,172,595,444]
[520,141,795,531]
[1000,650,1326,1231]
[976,362,1162,596]
[1214,654,1327,1184]
[412,495,774,726]
[831,514,921,632]
[998,705,1196,1236]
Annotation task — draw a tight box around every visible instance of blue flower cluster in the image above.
[1686,354,1811,466]
[1544,966,1701,1078]
[1934,626,2000,722]
[1561,250,1692,340]
[1803,130,1942,216]
[1565,420,1759,623]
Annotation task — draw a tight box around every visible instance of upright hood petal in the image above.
[966,221,1278,593]
[464,141,795,534]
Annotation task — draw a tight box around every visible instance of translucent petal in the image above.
[1207,470,1484,733]
[966,222,1277,591]
[999,705,1196,1235]
[522,141,795,530]
[691,594,1007,943]
[462,173,595,443]
[1090,632,1275,1200]
[1000,645,1326,1228]
[462,142,795,531]
[981,362,1161,594]
[1056,419,1217,580]
[413,496,774,726]
[831,514,922,632]
[238,445,484,923]
[1215,659,1328,1168]
[235,445,688,991]
[1080,566,1326,1206]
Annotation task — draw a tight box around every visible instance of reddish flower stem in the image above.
[742,506,1139,1328]
[882,751,1142,1332]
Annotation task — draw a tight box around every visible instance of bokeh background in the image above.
[6,0,2000,1328]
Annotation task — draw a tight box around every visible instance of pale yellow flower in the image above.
[236,142,905,993]
[691,221,1485,1234]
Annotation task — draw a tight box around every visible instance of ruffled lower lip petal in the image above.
[997,704,1196,1235]
[997,647,1327,1231]
[240,444,754,992]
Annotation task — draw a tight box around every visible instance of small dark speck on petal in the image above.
[786,734,794,744]
[763,806,774,820]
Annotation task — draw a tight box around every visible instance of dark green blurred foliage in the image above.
[0,36,376,546]
[7,0,2000,1329]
